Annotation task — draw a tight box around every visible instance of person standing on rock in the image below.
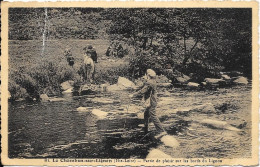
[84,45,98,63]
[83,51,95,83]
[129,69,167,138]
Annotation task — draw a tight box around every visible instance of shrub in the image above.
[95,65,131,84]
[9,60,80,99]
[8,80,29,100]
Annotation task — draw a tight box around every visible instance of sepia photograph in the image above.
[1,1,258,166]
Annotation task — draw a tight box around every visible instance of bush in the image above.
[95,65,131,84]
[9,60,79,100]
[8,80,29,100]
[129,48,171,79]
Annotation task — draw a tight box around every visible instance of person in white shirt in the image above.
[83,52,95,83]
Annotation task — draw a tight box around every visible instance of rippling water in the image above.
[8,87,252,159]
[8,91,158,158]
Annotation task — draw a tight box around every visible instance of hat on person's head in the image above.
[85,51,91,56]
[65,48,69,51]
[146,69,156,78]
[87,45,93,49]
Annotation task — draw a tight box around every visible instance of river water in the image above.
[9,91,158,158]
[8,87,252,159]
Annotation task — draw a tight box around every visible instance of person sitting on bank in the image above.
[64,48,74,67]
[129,69,167,138]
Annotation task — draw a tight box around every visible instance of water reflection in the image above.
[8,91,152,158]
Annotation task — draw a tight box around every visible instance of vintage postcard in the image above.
[1,1,259,166]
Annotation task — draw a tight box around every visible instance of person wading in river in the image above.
[129,69,167,138]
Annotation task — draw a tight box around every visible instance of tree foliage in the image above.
[105,8,251,80]
[9,8,252,81]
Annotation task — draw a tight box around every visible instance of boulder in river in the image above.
[221,74,231,80]
[233,77,248,85]
[117,77,136,89]
[100,84,108,92]
[204,78,226,89]
[107,84,124,92]
[146,149,172,158]
[191,103,216,114]
[48,97,66,102]
[200,119,241,132]
[205,78,225,84]
[62,87,73,94]
[77,107,92,112]
[187,82,200,89]
[92,109,108,119]
[158,82,172,88]
[176,74,190,84]
[40,94,49,102]
[61,80,74,91]
[79,84,99,95]
[223,71,243,77]
[161,135,180,148]
[157,74,170,83]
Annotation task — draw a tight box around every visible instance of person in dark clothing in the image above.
[106,46,112,57]
[129,69,167,137]
[117,44,124,58]
[84,45,98,63]
[64,48,74,67]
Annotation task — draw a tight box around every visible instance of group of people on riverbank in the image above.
[64,45,167,139]
[64,45,98,83]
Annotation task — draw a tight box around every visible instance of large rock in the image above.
[107,77,136,92]
[187,82,200,89]
[200,119,241,132]
[76,107,92,112]
[176,107,193,115]
[205,78,225,84]
[157,75,170,83]
[92,109,108,119]
[107,84,124,92]
[40,94,49,102]
[158,82,172,88]
[176,74,190,83]
[79,84,99,95]
[223,71,243,77]
[221,74,231,80]
[146,149,172,158]
[161,135,179,148]
[117,77,136,89]
[100,84,108,92]
[61,80,74,91]
[48,97,66,102]
[191,103,216,113]
[233,77,248,85]
[62,88,73,94]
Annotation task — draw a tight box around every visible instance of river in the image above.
[8,86,251,159]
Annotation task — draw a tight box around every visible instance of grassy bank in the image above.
[8,39,131,100]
